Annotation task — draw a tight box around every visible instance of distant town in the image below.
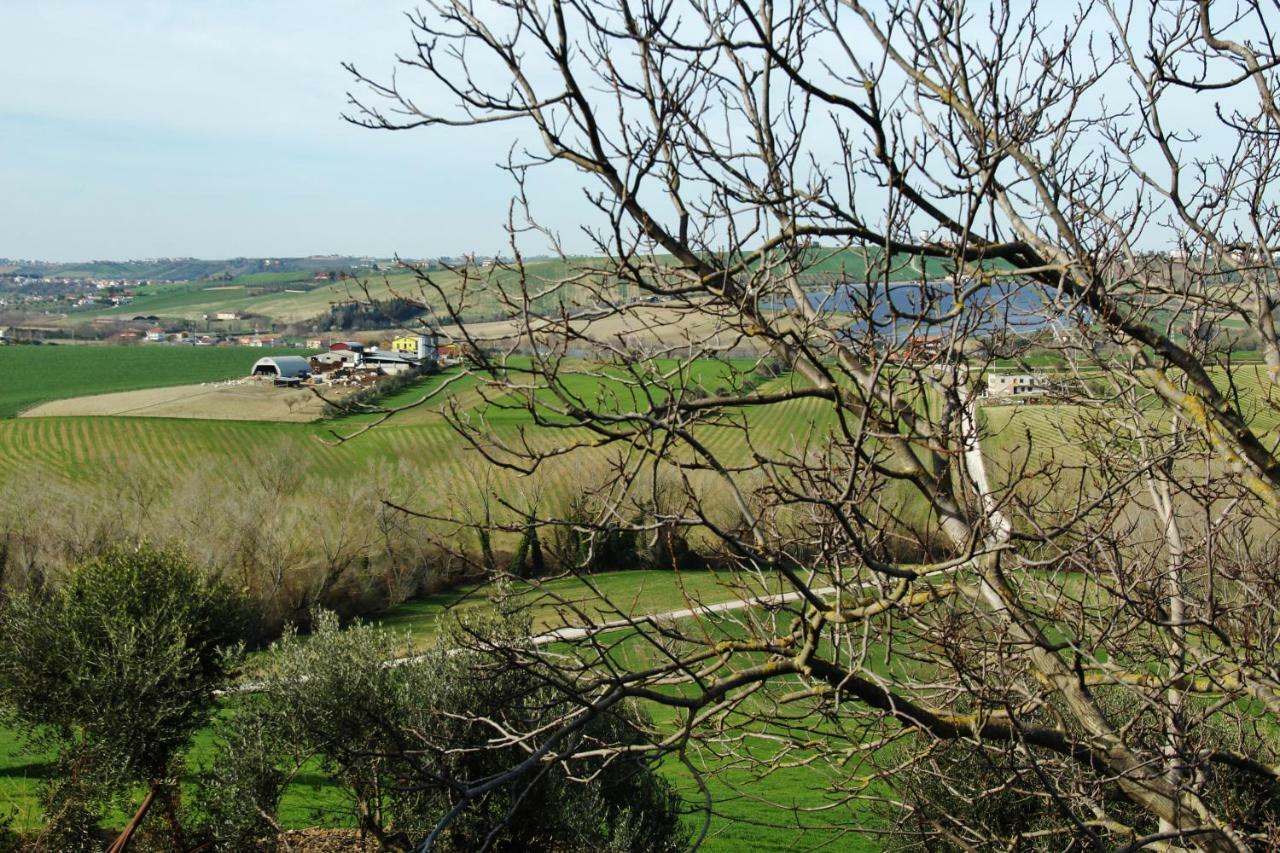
[0,253,539,346]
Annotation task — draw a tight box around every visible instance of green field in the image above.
[0,345,303,418]
[90,259,598,325]
[0,355,847,531]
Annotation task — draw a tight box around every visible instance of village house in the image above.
[145,326,166,342]
[986,373,1052,401]
[391,333,441,365]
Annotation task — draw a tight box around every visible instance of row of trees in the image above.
[0,446,716,641]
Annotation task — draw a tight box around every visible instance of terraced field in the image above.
[8,349,1271,506]
[0,380,834,523]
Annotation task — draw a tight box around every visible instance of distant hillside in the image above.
[3,256,387,282]
[7,248,986,332]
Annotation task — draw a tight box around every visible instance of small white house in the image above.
[986,374,1051,399]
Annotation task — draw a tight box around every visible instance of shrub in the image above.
[885,707,1280,851]
[200,610,687,852]
[0,545,247,850]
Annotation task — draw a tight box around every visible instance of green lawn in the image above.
[0,345,303,418]
[367,568,779,644]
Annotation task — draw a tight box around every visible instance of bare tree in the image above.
[342,0,1280,849]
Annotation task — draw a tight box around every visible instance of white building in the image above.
[986,373,1051,399]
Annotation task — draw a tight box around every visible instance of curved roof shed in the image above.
[251,356,311,379]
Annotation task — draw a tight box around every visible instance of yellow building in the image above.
[391,335,420,354]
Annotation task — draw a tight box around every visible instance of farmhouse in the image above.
[251,356,311,380]
[214,311,242,321]
[312,350,359,368]
[986,373,1052,400]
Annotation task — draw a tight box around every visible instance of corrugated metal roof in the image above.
[251,356,311,378]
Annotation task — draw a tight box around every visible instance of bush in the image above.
[199,610,688,852]
[886,711,1280,851]
[321,365,432,418]
[0,545,247,850]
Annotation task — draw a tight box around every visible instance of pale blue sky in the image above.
[0,2,1254,262]
[1,1,568,261]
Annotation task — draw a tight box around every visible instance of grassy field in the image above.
[0,355,845,533]
[88,259,601,326]
[0,345,302,418]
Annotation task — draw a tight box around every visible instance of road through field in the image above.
[225,583,839,695]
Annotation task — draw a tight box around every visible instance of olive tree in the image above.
[0,545,245,850]
[201,610,687,852]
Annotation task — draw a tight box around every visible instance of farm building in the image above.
[362,351,419,375]
[986,373,1051,400]
[312,349,360,368]
[390,333,440,365]
[251,356,311,380]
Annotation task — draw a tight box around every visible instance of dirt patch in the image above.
[279,829,380,851]
[20,379,345,422]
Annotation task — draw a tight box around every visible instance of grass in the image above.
[368,568,761,644]
[89,259,591,326]
[0,345,304,418]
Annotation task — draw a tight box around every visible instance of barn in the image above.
[251,356,311,379]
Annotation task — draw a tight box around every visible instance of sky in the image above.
[0,2,1259,262]
[0,1,576,261]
